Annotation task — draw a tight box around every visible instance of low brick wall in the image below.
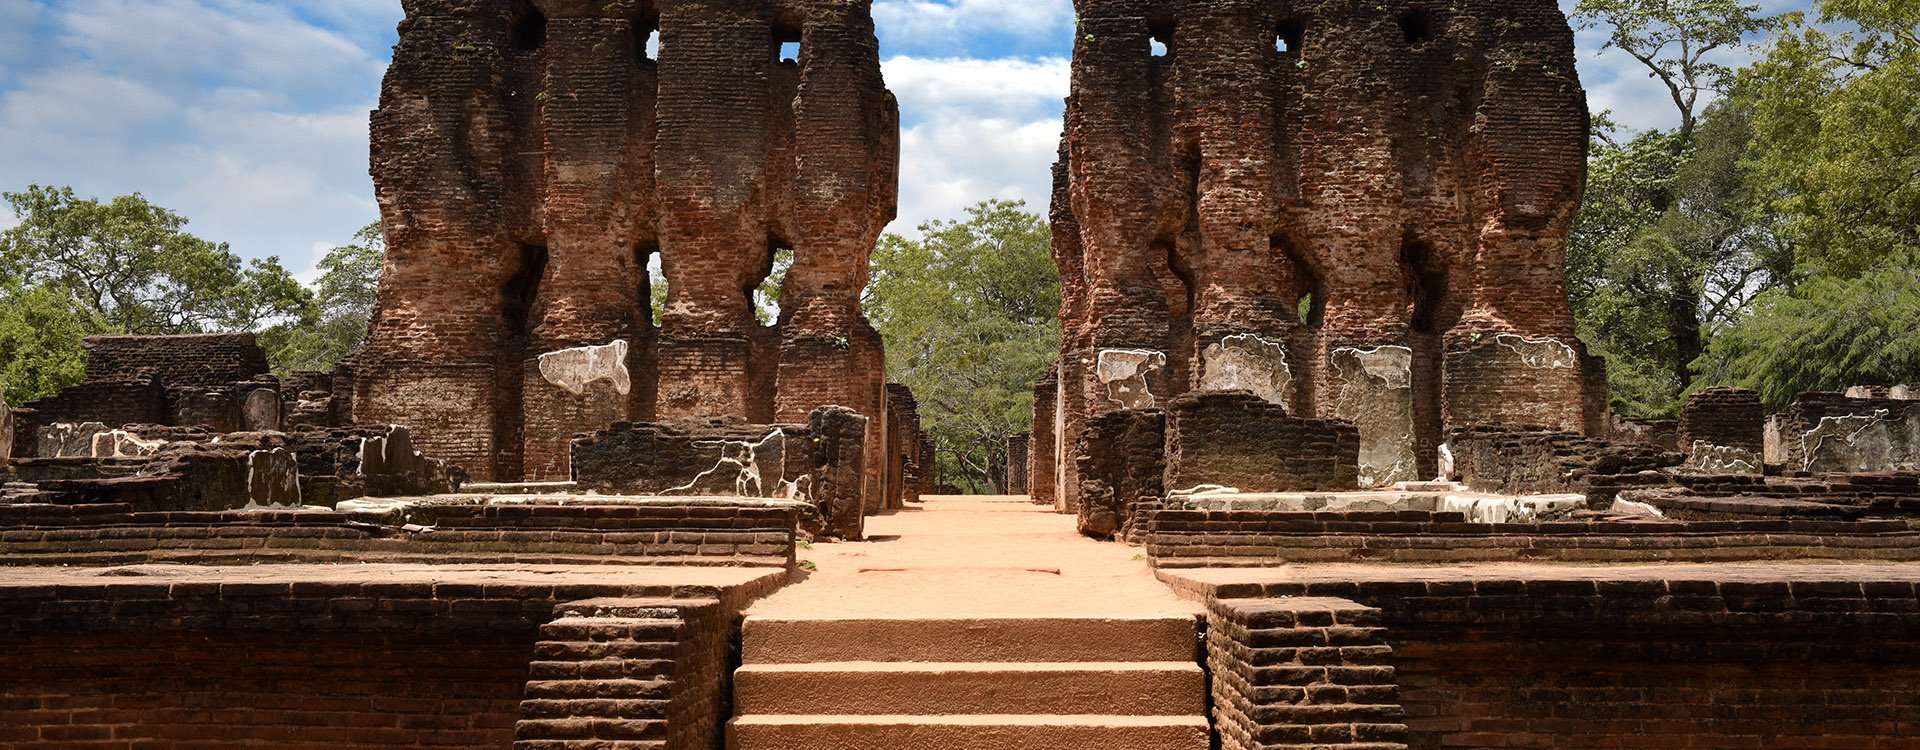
[1208,596,1406,750]
[1146,509,1920,566]
[0,498,800,567]
[1170,563,1920,749]
[0,565,781,750]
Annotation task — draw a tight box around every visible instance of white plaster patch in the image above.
[245,447,303,509]
[1494,333,1579,369]
[90,430,164,459]
[1607,498,1665,518]
[1689,441,1762,474]
[1435,443,1455,481]
[1800,409,1920,473]
[37,422,108,458]
[1096,348,1167,410]
[1439,494,1586,524]
[666,429,810,501]
[1199,334,1292,406]
[1330,346,1417,487]
[539,339,632,396]
[358,425,429,476]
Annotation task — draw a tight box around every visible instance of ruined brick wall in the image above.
[1164,391,1359,493]
[1176,568,1920,750]
[1029,368,1058,505]
[360,0,898,484]
[82,334,271,386]
[1147,510,1920,566]
[0,571,779,750]
[1774,390,1920,473]
[1448,424,1681,498]
[1006,432,1029,495]
[885,384,923,507]
[25,336,288,435]
[0,631,530,748]
[1074,408,1166,539]
[1680,386,1766,469]
[570,409,867,539]
[1045,0,1600,506]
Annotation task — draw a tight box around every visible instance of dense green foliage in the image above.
[257,223,385,375]
[1569,0,1920,414]
[0,187,387,400]
[866,200,1059,494]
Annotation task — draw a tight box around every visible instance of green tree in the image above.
[0,279,98,404]
[1741,7,1920,276]
[1,185,309,334]
[1568,0,1776,414]
[866,200,1059,494]
[1699,265,1920,408]
[259,222,385,373]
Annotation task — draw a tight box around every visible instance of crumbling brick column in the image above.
[1029,368,1059,506]
[1164,391,1359,493]
[1074,408,1166,540]
[362,0,896,482]
[1208,596,1406,750]
[1046,0,1600,496]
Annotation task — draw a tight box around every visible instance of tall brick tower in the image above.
[356,0,898,482]
[1040,0,1607,505]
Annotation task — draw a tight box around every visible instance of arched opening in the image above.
[510,3,548,51]
[635,16,660,63]
[754,244,793,325]
[1147,15,1175,57]
[1276,19,1305,56]
[772,18,802,63]
[1401,238,1448,334]
[1399,10,1433,45]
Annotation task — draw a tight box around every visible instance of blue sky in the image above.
[0,0,1810,284]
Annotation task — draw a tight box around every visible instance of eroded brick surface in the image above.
[1041,0,1606,504]
[358,0,898,483]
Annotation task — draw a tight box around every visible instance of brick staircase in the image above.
[516,598,729,750]
[726,614,1211,750]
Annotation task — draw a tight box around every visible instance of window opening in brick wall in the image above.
[637,18,660,62]
[511,4,547,51]
[773,20,802,63]
[1276,20,1304,56]
[1399,10,1433,44]
[1148,16,1174,57]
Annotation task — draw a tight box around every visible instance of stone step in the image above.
[734,661,1205,716]
[741,616,1199,664]
[726,714,1210,750]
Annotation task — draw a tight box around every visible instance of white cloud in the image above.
[881,56,1068,233]
[875,0,1074,54]
[0,0,396,281]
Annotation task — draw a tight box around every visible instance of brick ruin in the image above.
[1036,0,1607,509]
[10,1,1920,749]
[355,0,902,501]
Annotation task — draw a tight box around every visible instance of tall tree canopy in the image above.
[866,199,1059,494]
[1,186,308,336]
[1571,0,1920,412]
[257,222,385,374]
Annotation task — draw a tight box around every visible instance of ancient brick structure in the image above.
[1164,391,1360,494]
[358,0,899,486]
[11,335,295,456]
[1006,432,1030,496]
[1680,386,1766,472]
[1770,389,1920,473]
[570,409,868,539]
[1040,0,1606,508]
[1075,408,1167,539]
